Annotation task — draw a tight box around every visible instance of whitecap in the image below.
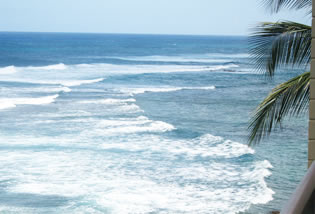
[154,133,255,159]
[206,53,250,58]
[120,87,182,96]
[97,116,150,127]
[106,55,233,63]
[79,98,136,105]
[96,121,175,135]
[60,78,104,87]
[0,94,59,110]
[207,64,239,71]
[26,63,67,70]
[119,85,216,96]
[78,116,175,137]
[37,86,72,93]
[79,98,142,114]
[0,78,104,89]
[68,63,238,75]
[183,86,216,90]
[116,104,144,113]
[60,87,72,92]
[0,66,18,74]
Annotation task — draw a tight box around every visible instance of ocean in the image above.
[0,32,308,213]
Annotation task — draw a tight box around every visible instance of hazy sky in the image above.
[0,0,311,35]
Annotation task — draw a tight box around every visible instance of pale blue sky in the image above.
[0,0,311,35]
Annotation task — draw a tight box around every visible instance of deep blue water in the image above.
[0,32,308,213]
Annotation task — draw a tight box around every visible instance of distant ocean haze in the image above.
[0,32,308,213]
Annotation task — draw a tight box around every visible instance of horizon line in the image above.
[0,30,248,37]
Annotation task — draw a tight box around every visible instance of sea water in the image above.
[0,32,308,213]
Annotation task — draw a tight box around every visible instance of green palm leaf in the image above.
[250,21,311,77]
[262,0,312,13]
[248,71,310,145]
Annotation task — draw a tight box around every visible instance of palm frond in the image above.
[250,21,311,77]
[262,0,312,13]
[248,71,310,145]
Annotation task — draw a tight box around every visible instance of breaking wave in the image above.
[79,98,136,104]
[0,66,18,74]
[0,95,59,110]
[60,78,105,87]
[105,55,234,63]
[26,63,67,70]
[118,85,216,95]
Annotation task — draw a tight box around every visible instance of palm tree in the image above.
[248,0,312,145]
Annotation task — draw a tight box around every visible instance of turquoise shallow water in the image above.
[0,32,308,213]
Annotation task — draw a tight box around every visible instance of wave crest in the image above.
[26,63,67,70]
[0,66,18,74]
[80,98,136,105]
[61,78,104,87]
[119,86,216,96]
[0,95,59,110]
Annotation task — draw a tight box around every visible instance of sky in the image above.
[0,0,311,36]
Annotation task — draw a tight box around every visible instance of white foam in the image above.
[26,63,67,70]
[0,78,104,89]
[0,86,71,97]
[0,125,274,213]
[160,134,255,159]
[79,98,142,114]
[0,66,18,74]
[95,121,175,135]
[1,138,273,213]
[74,116,175,137]
[0,63,238,88]
[120,87,182,96]
[38,86,72,93]
[97,116,150,127]
[0,102,16,110]
[206,53,250,58]
[119,85,216,96]
[184,86,216,90]
[80,98,136,105]
[207,64,239,71]
[121,104,144,113]
[107,55,233,63]
[83,131,253,160]
[71,63,238,75]
[0,94,59,110]
[76,63,94,68]
[60,78,104,87]
[60,87,72,92]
